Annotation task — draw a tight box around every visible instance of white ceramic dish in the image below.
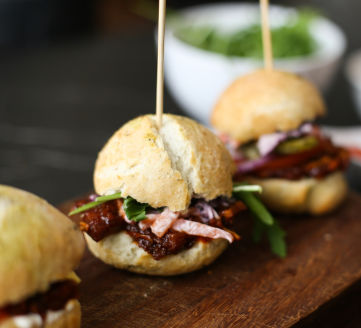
[345,49,361,121]
[164,3,347,125]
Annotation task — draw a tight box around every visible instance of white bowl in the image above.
[345,50,361,121]
[164,3,347,125]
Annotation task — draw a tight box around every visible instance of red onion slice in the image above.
[257,123,314,157]
[235,155,275,174]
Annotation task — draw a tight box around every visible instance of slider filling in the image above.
[0,279,79,324]
[220,123,349,181]
[73,196,246,260]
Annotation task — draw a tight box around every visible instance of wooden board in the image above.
[60,193,361,328]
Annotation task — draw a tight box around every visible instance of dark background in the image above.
[0,0,360,204]
[0,1,361,327]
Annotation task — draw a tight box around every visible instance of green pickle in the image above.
[276,136,318,155]
[241,143,260,160]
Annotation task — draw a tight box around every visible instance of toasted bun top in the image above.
[0,185,85,307]
[211,69,326,143]
[94,114,234,211]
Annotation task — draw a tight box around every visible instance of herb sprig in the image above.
[68,192,122,216]
[123,197,149,222]
[232,183,287,258]
[69,192,149,222]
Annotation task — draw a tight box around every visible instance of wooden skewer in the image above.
[260,0,273,71]
[156,0,167,127]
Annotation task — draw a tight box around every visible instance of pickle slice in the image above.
[276,136,319,155]
[241,142,260,160]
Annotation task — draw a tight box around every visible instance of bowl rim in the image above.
[345,49,361,91]
[165,2,347,68]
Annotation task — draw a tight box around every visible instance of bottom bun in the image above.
[85,232,228,276]
[246,171,348,215]
[0,299,81,328]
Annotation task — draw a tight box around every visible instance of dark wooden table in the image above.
[1,0,361,326]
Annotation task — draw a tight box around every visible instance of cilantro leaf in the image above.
[123,197,149,222]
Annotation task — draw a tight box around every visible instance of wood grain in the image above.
[60,193,361,328]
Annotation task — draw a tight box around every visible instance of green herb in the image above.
[175,9,318,59]
[123,197,149,222]
[234,190,273,226]
[233,183,287,257]
[252,217,265,243]
[233,184,262,193]
[241,142,260,160]
[68,200,107,216]
[68,192,150,222]
[95,192,122,202]
[68,192,123,216]
[252,219,287,258]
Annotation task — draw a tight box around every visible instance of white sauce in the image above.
[11,299,75,327]
[46,309,65,324]
[13,314,42,328]
[46,300,75,324]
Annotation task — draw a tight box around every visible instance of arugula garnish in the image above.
[232,183,287,258]
[69,192,149,222]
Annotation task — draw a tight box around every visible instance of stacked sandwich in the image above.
[211,69,349,215]
[71,114,284,276]
[0,185,84,328]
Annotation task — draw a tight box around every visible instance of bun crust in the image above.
[0,299,81,328]
[211,70,325,143]
[246,172,347,215]
[0,186,85,307]
[85,232,228,276]
[94,114,234,211]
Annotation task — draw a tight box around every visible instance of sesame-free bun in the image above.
[211,69,326,143]
[246,171,347,215]
[85,232,228,276]
[94,114,234,211]
[0,299,81,328]
[0,185,85,307]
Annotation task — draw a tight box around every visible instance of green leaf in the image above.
[233,184,262,193]
[95,192,122,202]
[234,190,274,226]
[252,218,287,258]
[174,9,318,59]
[267,222,287,258]
[252,218,265,243]
[68,192,123,216]
[123,197,149,222]
[68,200,106,216]
[234,184,287,257]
